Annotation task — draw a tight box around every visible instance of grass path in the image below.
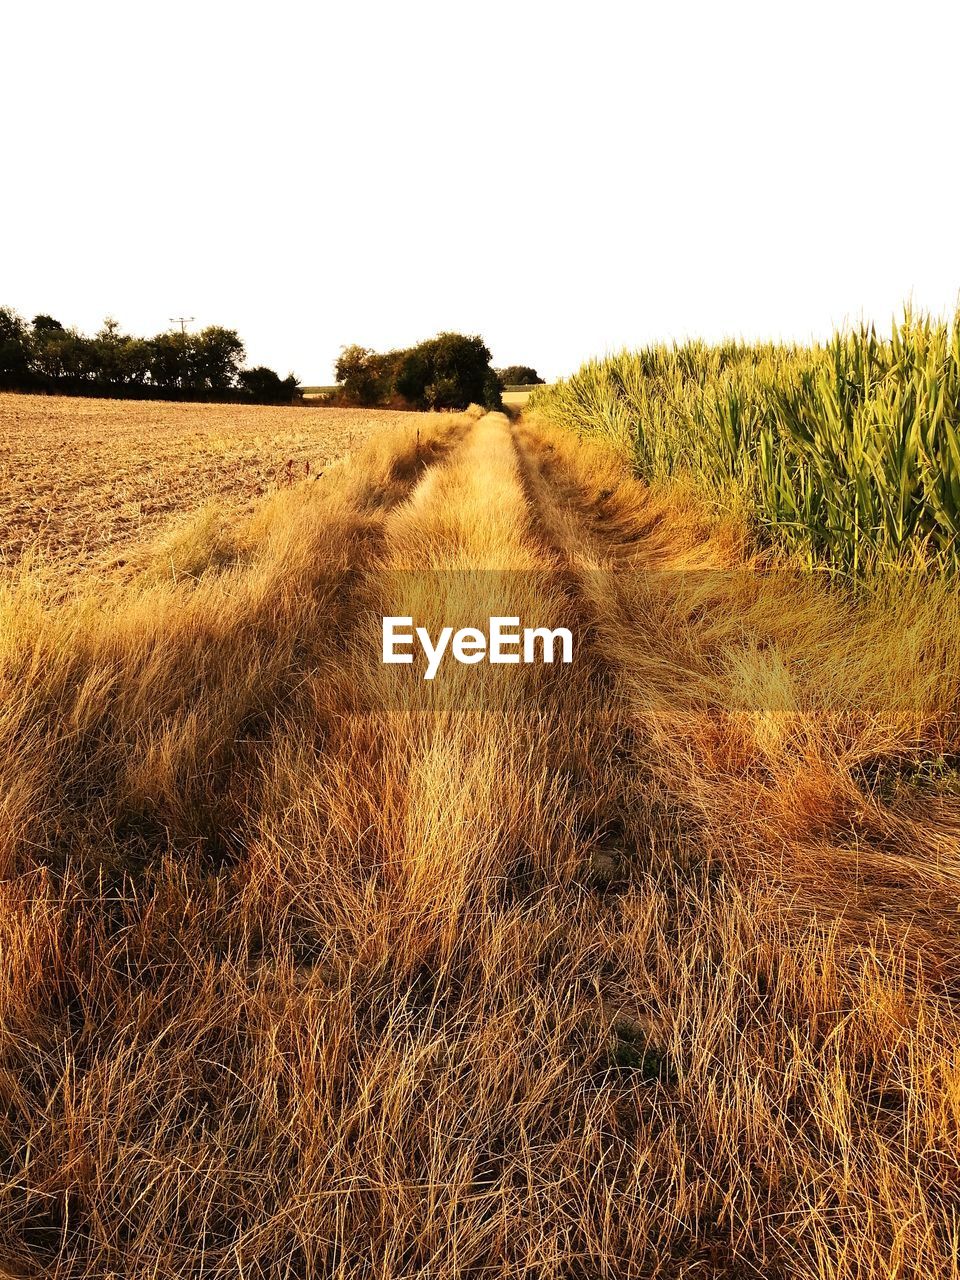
[0,410,958,1278]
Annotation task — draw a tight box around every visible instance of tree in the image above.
[31,322,90,381]
[0,306,32,384]
[148,331,191,390]
[394,349,431,404]
[496,365,545,387]
[91,318,151,386]
[193,326,245,390]
[482,367,504,408]
[336,333,501,411]
[32,314,64,333]
[424,332,501,410]
[238,366,300,404]
[335,345,383,405]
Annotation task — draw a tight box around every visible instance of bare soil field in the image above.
[0,394,433,576]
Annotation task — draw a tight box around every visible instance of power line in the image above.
[169,315,194,335]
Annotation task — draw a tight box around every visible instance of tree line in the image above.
[0,307,545,410]
[0,307,299,403]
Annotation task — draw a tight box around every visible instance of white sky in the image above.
[4,0,959,385]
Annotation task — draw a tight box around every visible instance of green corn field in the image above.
[530,311,960,575]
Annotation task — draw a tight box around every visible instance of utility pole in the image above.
[169,316,194,390]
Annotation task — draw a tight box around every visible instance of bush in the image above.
[238,366,300,404]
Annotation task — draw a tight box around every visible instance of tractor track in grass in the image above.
[507,412,704,883]
[308,409,648,898]
[508,411,960,990]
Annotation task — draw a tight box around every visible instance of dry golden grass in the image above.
[0,406,958,1278]
[0,393,434,577]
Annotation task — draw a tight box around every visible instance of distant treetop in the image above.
[496,365,545,387]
